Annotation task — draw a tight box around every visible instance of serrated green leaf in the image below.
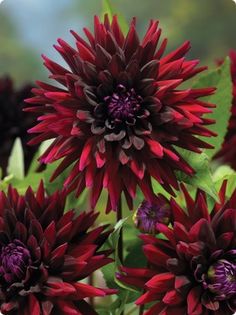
[176,149,218,201]
[102,0,129,34]
[7,138,25,180]
[193,58,232,158]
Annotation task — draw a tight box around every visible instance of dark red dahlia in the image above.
[118,182,236,314]
[26,15,216,212]
[134,197,171,234]
[0,76,36,175]
[0,182,115,315]
[214,50,236,170]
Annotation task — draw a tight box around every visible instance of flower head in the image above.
[118,182,236,314]
[0,182,114,315]
[0,76,35,174]
[134,197,171,234]
[26,16,216,212]
[214,50,236,170]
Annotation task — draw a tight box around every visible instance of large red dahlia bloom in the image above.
[0,183,114,315]
[0,76,36,175]
[26,16,216,212]
[214,50,236,169]
[118,182,236,314]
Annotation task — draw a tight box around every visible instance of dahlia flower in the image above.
[214,50,236,170]
[118,182,236,314]
[0,76,35,174]
[134,197,171,234]
[26,15,216,212]
[0,182,114,314]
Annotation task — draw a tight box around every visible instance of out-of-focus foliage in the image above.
[71,0,236,64]
[1,0,236,86]
[0,11,43,85]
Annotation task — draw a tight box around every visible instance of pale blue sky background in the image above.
[1,0,85,62]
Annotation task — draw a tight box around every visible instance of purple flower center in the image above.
[207,259,236,300]
[105,85,142,123]
[135,200,170,234]
[0,239,31,284]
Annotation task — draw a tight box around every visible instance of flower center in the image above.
[0,239,32,284]
[207,259,236,300]
[105,85,142,123]
[135,200,171,234]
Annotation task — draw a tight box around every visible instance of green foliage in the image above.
[176,149,218,201]
[101,219,142,314]
[193,58,232,158]
[7,138,25,180]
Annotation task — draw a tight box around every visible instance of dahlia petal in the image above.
[44,281,76,297]
[201,292,220,311]
[146,138,163,158]
[50,243,68,264]
[174,275,191,291]
[189,219,216,247]
[136,291,162,305]
[124,24,140,60]
[42,301,53,315]
[130,159,145,180]
[144,302,166,315]
[143,244,169,267]
[56,301,82,315]
[161,41,191,64]
[156,223,176,246]
[163,289,183,305]
[79,139,94,171]
[187,287,203,315]
[74,282,106,299]
[28,294,41,315]
[173,222,189,242]
[146,273,175,292]
[44,221,56,246]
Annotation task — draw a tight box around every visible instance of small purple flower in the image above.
[207,258,236,300]
[134,197,171,234]
[0,240,32,284]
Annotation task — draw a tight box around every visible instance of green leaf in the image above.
[193,58,232,158]
[7,138,25,180]
[176,149,218,201]
[102,0,129,34]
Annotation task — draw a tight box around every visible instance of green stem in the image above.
[117,200,124,315]
[117,199,123,264]
[139,304,144,315]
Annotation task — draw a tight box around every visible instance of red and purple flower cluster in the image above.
[119,182,236,314]
[0,183,115,315]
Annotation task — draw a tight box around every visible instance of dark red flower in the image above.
[0,182,115,315]
[0,76,36,175]
[214,50,236,170]
[26,15,216,212]
[118,182,236,314]
[134,197,171,234]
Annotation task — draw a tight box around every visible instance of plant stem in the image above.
[139,304,144,315]
[117,199,124,315]
[117,199,123,264]
[89,273,94,307]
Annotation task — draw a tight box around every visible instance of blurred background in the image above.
[0,0,236,86]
